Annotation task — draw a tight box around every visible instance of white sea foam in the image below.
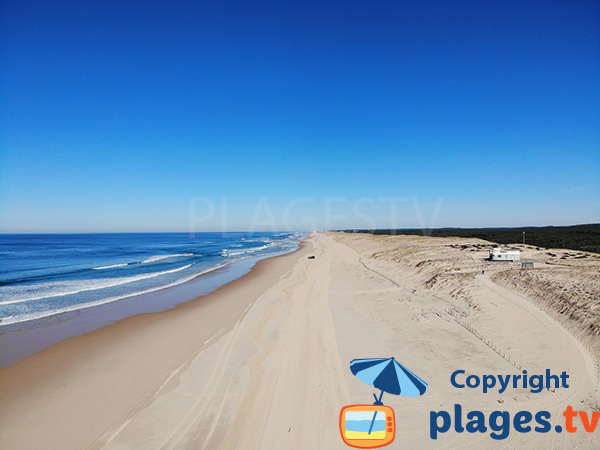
[0,264,228,326]
[141,253,194,264]
[222,250,245,257]
[0,264,193,305]
[221,244,276,257]
[93,263,129,270]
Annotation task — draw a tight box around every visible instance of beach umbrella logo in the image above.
[339,357,428,448]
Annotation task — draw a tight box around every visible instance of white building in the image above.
[489,247,520,261]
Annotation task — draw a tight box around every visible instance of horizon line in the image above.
[1,223,598,235]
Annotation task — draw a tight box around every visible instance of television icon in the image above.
[339,404,395,448]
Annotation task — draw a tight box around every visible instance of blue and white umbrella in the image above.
[350,357,428,435]
[350,357,428,399]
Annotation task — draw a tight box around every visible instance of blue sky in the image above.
[1,0,598,232]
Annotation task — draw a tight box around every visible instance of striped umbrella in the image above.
[350,357,428,434]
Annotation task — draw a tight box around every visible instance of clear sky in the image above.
[1,0,598,232]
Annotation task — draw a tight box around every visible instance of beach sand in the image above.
[1,232,598,449]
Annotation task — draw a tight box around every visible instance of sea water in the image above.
[0,232,302,327]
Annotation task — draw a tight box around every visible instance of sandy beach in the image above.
[1,232,599,449]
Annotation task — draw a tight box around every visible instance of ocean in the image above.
[0,232,302,328]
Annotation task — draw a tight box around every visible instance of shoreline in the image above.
[0,242,303,369]
[0,238,311,450]
[1,232,597,449]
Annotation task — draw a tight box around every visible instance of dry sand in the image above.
[1,232,598,449]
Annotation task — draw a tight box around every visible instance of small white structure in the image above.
[489,247,520,261]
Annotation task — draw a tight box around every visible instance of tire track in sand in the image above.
[218,233,350,450]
